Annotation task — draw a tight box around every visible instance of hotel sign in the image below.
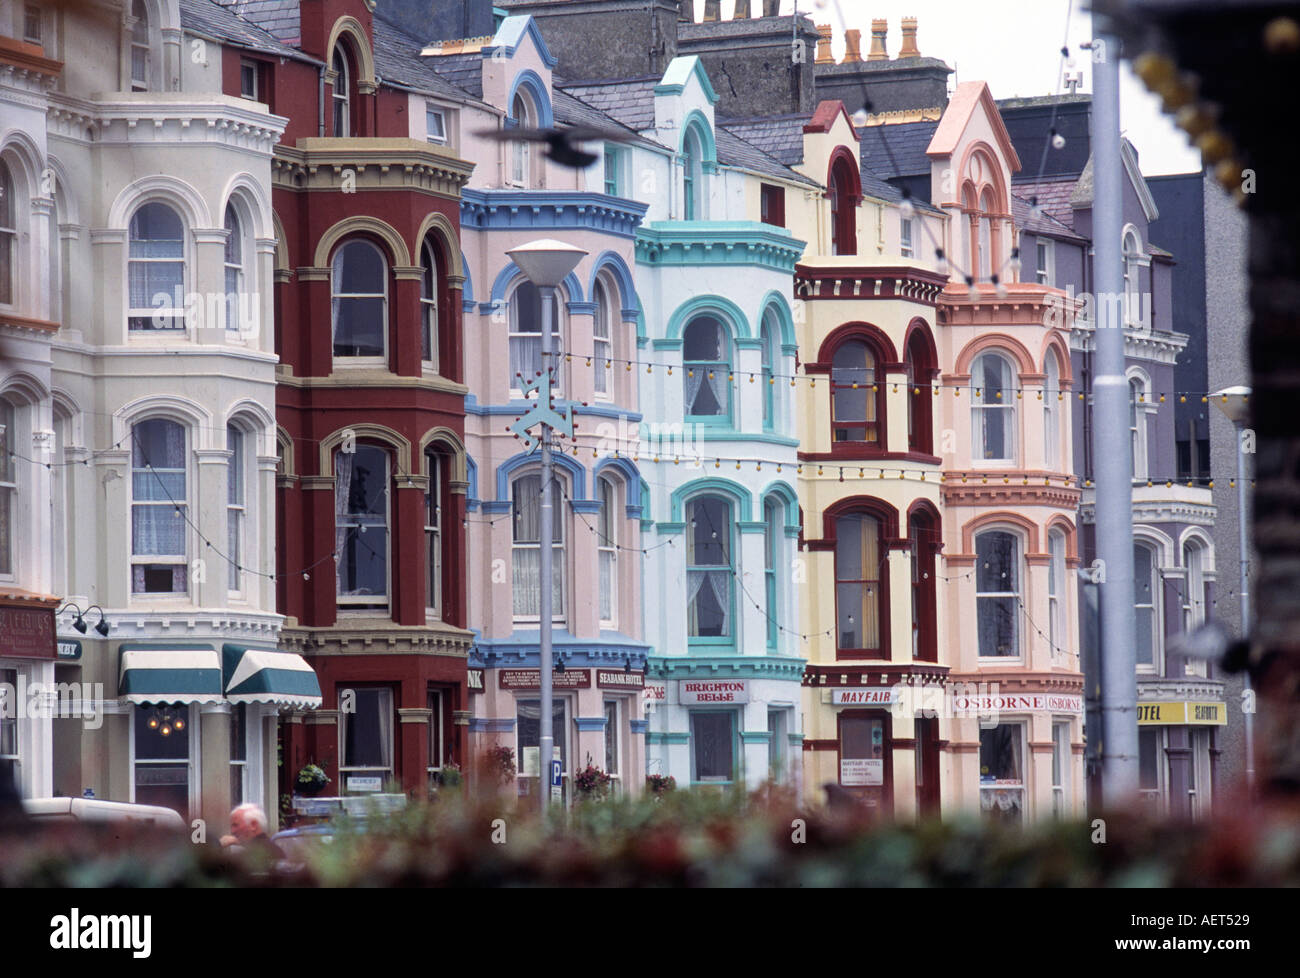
[831,688,899,706]
[0,603,56,660]
[596,670,644,690]
[840,758,884,786]
[1137,702,1226,726]
[642,682,667,708]
[950,692,1084,715]
[679,680,749,705]
[499,669,592,690]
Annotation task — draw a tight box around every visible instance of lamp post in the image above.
[504,239,588,814]
[1211,384,1254,794]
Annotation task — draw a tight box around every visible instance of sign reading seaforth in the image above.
[679,680,749,705]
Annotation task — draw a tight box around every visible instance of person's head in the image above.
[229,802,268,843]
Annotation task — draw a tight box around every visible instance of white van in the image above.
[22,797,186,830]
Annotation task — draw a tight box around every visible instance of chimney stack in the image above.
[762,0,779,16]
[815,24,834,64]
[899,16,920,57]
[868,18,888,60]
[842,28,862,63]
[702,0,720,21]
[733,0,750,18]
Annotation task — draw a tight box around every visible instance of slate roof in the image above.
[552,89,663,151]
[180,0,312,62]
[1015,176,1079,229]
[857,119,938,180]
[715,127,820,188]
[373,16,482,101]
[425,51,485,99]
[210,0,299,46]
[556,78,658,132]
[717,115,807,166]
[1011,194,1086,242]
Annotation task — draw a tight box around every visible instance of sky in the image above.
[702,0,1204,176]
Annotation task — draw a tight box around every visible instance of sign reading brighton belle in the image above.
[679,680,749,704]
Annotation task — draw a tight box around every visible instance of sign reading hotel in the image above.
[831,688,899,706]
[498,668,592,690]
[840,758,884,786]
[1137,702,1227,726]
[950,692,1084,715]
[596,670,644,690]
[679,680,749,705]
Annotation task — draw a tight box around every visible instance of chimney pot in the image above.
[899,16,921,58]
[703,0,721,22]
[842,28,862,64]
[733,0,750,19]
[816,24,834,65]
[868,18,888,61]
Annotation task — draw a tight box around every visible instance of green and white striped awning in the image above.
[119,645,224,705]
[222,644,322,709]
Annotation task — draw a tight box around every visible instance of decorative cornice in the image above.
[645,654,807,682]
[1078,484,1215,526]
[794,263,949,305]
[1134,677,1226,702]
[635,221,805,273]
[280,622,473,656]
[49,92,286,154]
[460,189,647,239]
[800,663,949,685]
[937,283,1076,327]
[0,311,58,335]
[946,671,1084,691]
[942,479,1081,508]
[1069,318,1190,365]
[273,138,473,198]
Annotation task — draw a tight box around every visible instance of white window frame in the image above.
[128,201,188,332]
[971,352,1016,465]
[1123,227,1145,329]
[0,398,17,581]
[1035,238,1053,285]
[338,687,395,793]
[1182,539,1209,677]
[900,217,914,258]
[226,424,245,596]
[425,104,447,145]
[597,476,617,626]
[332,47,351,137]
[1048,529,1065,659]
[511,473,566,623]
[979,720,1026,823]
[0,160,16,308]
[975,528,1021,659]
[1128,373,1150,481]
[335,444,391,611]
[129,703,198,818]
[603,698,621,788]
[331,239,388,364]
[223,203,248,334]
[427,688,445,783]
[1051,719,1070,817]
[1138,726,1164,815]
[130,417,190,597]
[593,278,613,398]
[1044,352,1060,468]
[229,702,248,807]
[508,282,563,398]
[425,449,441,619]
[509,91,532,188]
[239,59,259,101]
[23,4,42,44]
[419,240,439,371]
[130,0,152,92]
[1133,539,1161,673]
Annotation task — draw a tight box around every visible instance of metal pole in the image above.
[1236,420,1254,793]
[1091,16,1139,805]
[539,285,555,815]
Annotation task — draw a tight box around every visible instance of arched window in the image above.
[597,476,617,624]
[1044,352,1061,468]
[682,126,703,220]
[425,446,443,617]
[1129,376,1148,480]
[131,418,188,594]
[978,189,994,280]
[509,280,562,395]
[0,398,15,578]
[1182,539,1208,677]
[0,161,13,306]
[1134,541,1158,670]
[829,155,857,255]
[512,473,564,620]
[335,444,390,610]
[331,240,387,360]
[975,529,1019,657]
[130,0,152,91]
[128,202,186,331]
[687,495,732,641]
[682,316,731,421]
[510,90,533,187]
[223,203,248,333]
[227,424,245,593]
[419,239,439,370]
[1048,528,1066,657]
[764,498,783,648]
[905,329,934,454]
[836,511,883,655]
[972,352,1015,463]
[910,509,937,662]
[332,46,352,137]
[1123,229,1142,327]
[593,277,613,396]
[761,310,777,429]
[832,340,881,446]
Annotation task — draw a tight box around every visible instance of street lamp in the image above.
[1211,384,1254,793]
[504,239,588,814]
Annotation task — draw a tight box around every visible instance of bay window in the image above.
[226,425,244,594]
[761,311,777,428]
[1134,541,1158,670]
[686,495,732,642]
[972,352,1015,462]
[682,316,731,420]
[1130,377,1148,480]
[332,47,351,137]
[512,473,564,620]
[331,240,387,360]
[979,722,1024,823]
[764,498,779,648]
[975,529,1019,657]
[0,398,14,578]
[132,704,192,818]
[597,476,616,625]
[1044,353,1060,468]
[838,714,885,798]
[690,711,735,784]
[835,512,882,655]
[420,240,439,370]
[339,687,393,793]
[0,161,13,306]
[604,699,620,785]
[593,278,613,396]
[909,509,937,661]
[1048,529,1066,657]
[517,699,567,801]
[223,204,246,332]
[131,418,187,594]
[1051,719,1070,817]
[1183,541,1208,677]
[128,202,185,331]
[335,444,389,610]
[831,340,880,445]
[509,281,562,394]
[425,449,442,617]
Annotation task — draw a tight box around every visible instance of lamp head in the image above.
[1210,385,1251,426]
[505,239,589,289]
[73,616,88,634]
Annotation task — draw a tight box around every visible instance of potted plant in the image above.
[295,762,330,796]
[646,773,676,796]
[484,745,517,785]
[433,762,463,790]
[574,762,614,801]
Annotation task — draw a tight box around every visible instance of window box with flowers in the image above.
[574,762,614,801]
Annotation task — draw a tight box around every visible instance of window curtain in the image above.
[683,368,705,415]
[706,570,730,635]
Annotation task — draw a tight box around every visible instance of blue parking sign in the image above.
[550,760,562,788]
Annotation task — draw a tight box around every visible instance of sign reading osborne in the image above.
[679,680,749,705]
[950,692,1084,714]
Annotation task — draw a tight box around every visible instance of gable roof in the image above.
[182,0,313,63]
[424,51,485,99]
[557,78,659,132]
[803,100,857,138]
[1069,139,1160,223]
[210,0,299,46]
[1015,176,1077,228]
[926,80,1021,172]
[655,55,718,106]
[857,120,939,180]
[482,15,557,69]
[1011,194,1086,242]
[374,16,487,103]
[714,127,820,188]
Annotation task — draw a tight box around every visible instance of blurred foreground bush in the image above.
[3,786,1300,887]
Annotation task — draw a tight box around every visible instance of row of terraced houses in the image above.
[0,0,1242,829]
